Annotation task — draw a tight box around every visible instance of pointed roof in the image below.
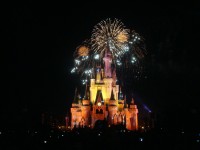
[73,87,79,104]
[124,95,128,108]
[95,90,104,104]
[105,46,112,56]
[84,84,89,100]
[118,87,123,100]
[98,67,104,83]
[96,66,102,83]
[110,88,115,100]
[130,98,134,105]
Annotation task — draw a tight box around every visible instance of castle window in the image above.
[96,109,103,114]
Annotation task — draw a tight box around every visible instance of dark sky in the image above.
[2,1,200,129]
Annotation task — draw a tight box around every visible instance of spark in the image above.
[75,59,81,65]
[94,54,99,60]
[71,68,76,73]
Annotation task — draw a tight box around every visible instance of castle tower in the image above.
[71,88,82,128]
[96,66,102,83]
[103,49,112,78]
[90,51,115,105]
[127,98,138,130]
[118,87,124,111]
[118,87,123,100]
[65,114,70,128]
[81,84,91,126]
[108,89,117,125]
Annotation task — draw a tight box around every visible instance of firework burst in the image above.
[73,39,91,58]
[71,18,147,84]
[91,18,130,59]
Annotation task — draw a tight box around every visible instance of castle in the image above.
[70,49,138,130]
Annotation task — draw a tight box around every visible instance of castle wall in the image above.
[71,103,138,130]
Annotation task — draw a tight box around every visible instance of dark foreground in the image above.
[0,126,199,150]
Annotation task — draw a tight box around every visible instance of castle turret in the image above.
[118,87,124,109]
[129,98,135,109]
[73,88,78,103]
[124,95,128,108]
[82,84,90,106]
[81,84,91,127]
[72,88,80,107]
[71,88,82,128]
[129,98,138,130]
[96,66,102,83]
[108,89,117,125]
[109,88,117,106]
[84,84,89,100]
[118,87,123,100]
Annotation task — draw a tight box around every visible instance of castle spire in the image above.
[73,87,78,103]
[130,98,134,105]
[118,86,123,100]
[95,90,104,104]
[124,95,129,108]
[84,84,89,100]
[73,87,79,104]
[96,66,101,83]
[110,88,115,100]
[103,48,112,78]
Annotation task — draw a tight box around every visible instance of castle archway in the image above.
[93,120,107,130]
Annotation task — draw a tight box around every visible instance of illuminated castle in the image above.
[70,49,138,130]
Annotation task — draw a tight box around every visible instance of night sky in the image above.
[2,1,200,130]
